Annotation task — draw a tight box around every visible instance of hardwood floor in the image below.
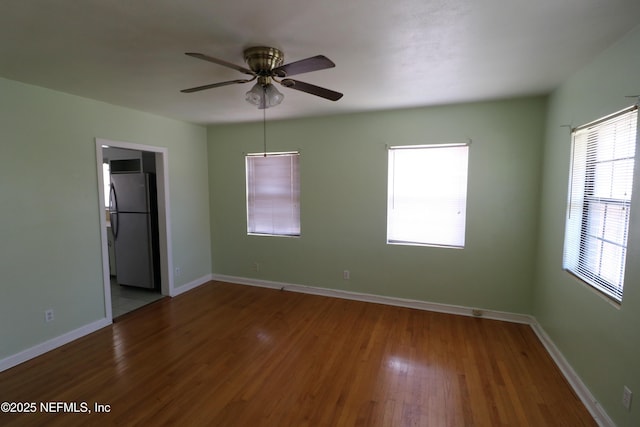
[0,281,596,426]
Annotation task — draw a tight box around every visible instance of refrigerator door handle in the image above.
[110,183,119,239]
[109,182,115,211]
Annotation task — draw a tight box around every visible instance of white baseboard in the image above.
[531,323,615,427]
[211,274,534,324]
[0,274,212,373]
[211,273,613,427]
[0,317,111,373]
[171,273,213,297]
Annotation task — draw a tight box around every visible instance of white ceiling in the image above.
[1,1,639,125]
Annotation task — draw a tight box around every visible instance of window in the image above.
[563,107,638,303]
[387,144,469,248]
[246,152,300,236]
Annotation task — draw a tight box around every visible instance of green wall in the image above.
[533,25,640,427]
[208,96,547,314]
[0,77,211,360]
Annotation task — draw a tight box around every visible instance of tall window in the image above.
[387,144,469,248]
[246,152,300,236]
[563,107,638,303]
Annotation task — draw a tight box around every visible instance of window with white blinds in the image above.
[563,107,638,303]
[246,152,300,236]
[387,144,469,248]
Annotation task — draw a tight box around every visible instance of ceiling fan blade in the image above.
[185,52,255,76]
[280,79,343,101]
[180,78,253,93]
[273,55,335,77]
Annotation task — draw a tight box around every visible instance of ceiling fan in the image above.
[180,46,343,108]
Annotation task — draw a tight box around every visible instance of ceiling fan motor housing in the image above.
[244,47,285,76]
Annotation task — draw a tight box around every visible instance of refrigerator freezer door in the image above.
[114,212,155,288]
[111,173,150,213]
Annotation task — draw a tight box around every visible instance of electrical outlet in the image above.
[623,386,632,410]
[343,270,350,280]
[45,309,54,323]
[175,267,182,277]
[253,262,260,272]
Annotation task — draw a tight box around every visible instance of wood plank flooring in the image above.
[0,281,596,426]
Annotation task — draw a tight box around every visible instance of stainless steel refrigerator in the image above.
[109,172,160,289]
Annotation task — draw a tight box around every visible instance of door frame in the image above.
[95,138,174,322]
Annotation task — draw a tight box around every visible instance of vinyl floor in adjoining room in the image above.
[0,281,597,426]
[110,277,164,318]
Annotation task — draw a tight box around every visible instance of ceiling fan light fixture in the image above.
[264,84,284,107]
[245,82,284,109]
[245,83,264,108]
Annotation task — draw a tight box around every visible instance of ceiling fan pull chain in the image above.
[263,87,267,156]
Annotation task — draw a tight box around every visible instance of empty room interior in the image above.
[1,1,640,426]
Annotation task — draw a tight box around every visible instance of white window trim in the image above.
[246,151,301,237]
[563,105,638,303]
[387,142,469,248]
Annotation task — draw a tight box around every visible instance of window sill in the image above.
[564,269,622,309]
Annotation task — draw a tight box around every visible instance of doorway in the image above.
[95,139,173,321]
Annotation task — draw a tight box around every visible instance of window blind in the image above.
[246,152,300,236]
[563,107,638,302]
[387,144,469,248]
